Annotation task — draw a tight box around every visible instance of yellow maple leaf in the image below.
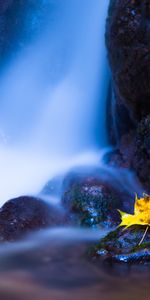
[118,194,150,245]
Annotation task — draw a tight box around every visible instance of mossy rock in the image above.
[89,226,150,264]
[61,169,124,228]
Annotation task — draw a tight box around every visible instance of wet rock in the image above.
[61,169,125,228]
[0,196,65,241]
[106,115,150,191]
[106,85,135,145]
[106,0,150,121]
[133,115,150,192]
[90,226,150,264]
[105,1,150,191]
[105,130,136,169]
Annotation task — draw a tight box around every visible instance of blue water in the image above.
[0,4,149,300]
[0,0,110,203]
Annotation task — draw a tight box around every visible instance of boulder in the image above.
[0,196,65,241]
[106,0,150,121]
[90,225,150,263]
[133,115,150,192]
[106,115,150,192]
[61,168,128,228]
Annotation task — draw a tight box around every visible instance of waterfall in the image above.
[0,0,109,203]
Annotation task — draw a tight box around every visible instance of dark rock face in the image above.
[0,196,65,241]
[62,169,124,228]
[106,0,150,191]
[106,130,136,169]
[106,115,150,192]
[90,226,150,263]
[106,0,150,121]
[133,115,150,192]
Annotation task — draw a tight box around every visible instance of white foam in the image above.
[0,0,110,204]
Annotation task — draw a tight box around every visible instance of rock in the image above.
[105,130,136,169]
[132,115,150,192]
[106,0,150,121]
[105,1,150,191]
[106,115,150,192]
[90,226,150,264]
[106,85,135,145]
[61,168,127,228]
[0,196,65,241]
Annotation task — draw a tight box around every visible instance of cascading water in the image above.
[0,0,110,203]
[0,3,149,300]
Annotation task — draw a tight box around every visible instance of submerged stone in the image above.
[0,196,65,241]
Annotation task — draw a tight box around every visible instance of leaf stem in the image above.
[138,226,149,246]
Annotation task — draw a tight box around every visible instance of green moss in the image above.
[88,225,150,260]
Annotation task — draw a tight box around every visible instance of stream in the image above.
[0,1,149,299]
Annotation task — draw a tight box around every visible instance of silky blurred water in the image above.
[0,227,149,300]
[0,0,109,203]
[0,2,149,299]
